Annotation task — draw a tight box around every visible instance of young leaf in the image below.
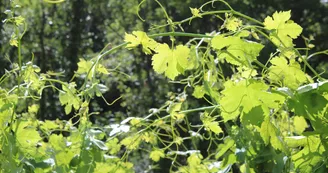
[264,11,302,47]
[9,38,18,47]
[168,102,185,121]
[192,85,205,98]
[293,116,308,134]
[141,132,157,144]
[211,35,264,66]
[124,31,158,54]
[187,153,203,166]
[59,82,80,114]
[268,56,308,89]
[152,44,190,80]
[207,121,223,134]
[120,135,141,150]
[220,80,285,122]
[14,16,25,26]
[260,118,286,151]
[190,8,202,18]
[149,149,165,162]
[106,138,121,155]
[225,17,242,31]
[76,59,109,79]
[201,114,223,135]
[291,136,325,173]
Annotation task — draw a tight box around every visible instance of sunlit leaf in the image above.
[260,118,286,151]
[152,44,190,80]
[293,116,308,134]
[268,56,308,89]
[211,35,264,66]
[106,138,121,155]
[225,17,242,31]
[264,11,302,47]
[291,136,325,172]
[168,102,185,121]
[220,79,285,122]
[59,82,80,114]
[192,85,205,98]
[124,31,158,54]
[187,153,203,166]
[190,8,202,18]
[149,149,165,162]
[120,135,141,150]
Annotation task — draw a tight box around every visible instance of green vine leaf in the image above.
[106,138,121,155]
[211,35,264,66]
[201,113,223,134]
[190,8,202,18]
[225,17,242,31]
[149,149,165,162]
[124,31,158,55]
[59,82,81,114]
[268,56,308,89]
[152,44,190,80]
[291,136,325,173]
[168,102,185,121]
[187,153,203,166]
[192,85,205,98]
[15,122,42,157]
[220,80,285,122]
[264,11,303,47]
[55,151,75,166]
[22,63,44,90]
[221,152,237,170]
[120,135,141,150]
[215,137,235,159]
[76,59,109,79]
[260,118,286,152]
[293,116,308,134]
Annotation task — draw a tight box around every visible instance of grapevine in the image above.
[0,0,327,172]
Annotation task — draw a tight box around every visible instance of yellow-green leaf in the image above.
[124,31,158,54]
[220,80,285,122]
[260,118,286,151]
[10,38,18,47]
[152,44,190,80]
[168,102,185,120]
[187,153,203,166]
[120,135,141,150]
[268,56,308,89]
[293,116,308,134]
[190,8,202,18]
[264,11,302,47]
[192,85,205,98]
[211,35,264,66]
[14,16,25,26]
[149,149,165,162]
[225,17,242,31]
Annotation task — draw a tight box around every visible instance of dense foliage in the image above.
[1,0,328,172]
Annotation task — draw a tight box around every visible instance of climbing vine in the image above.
[1,0,328,172]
